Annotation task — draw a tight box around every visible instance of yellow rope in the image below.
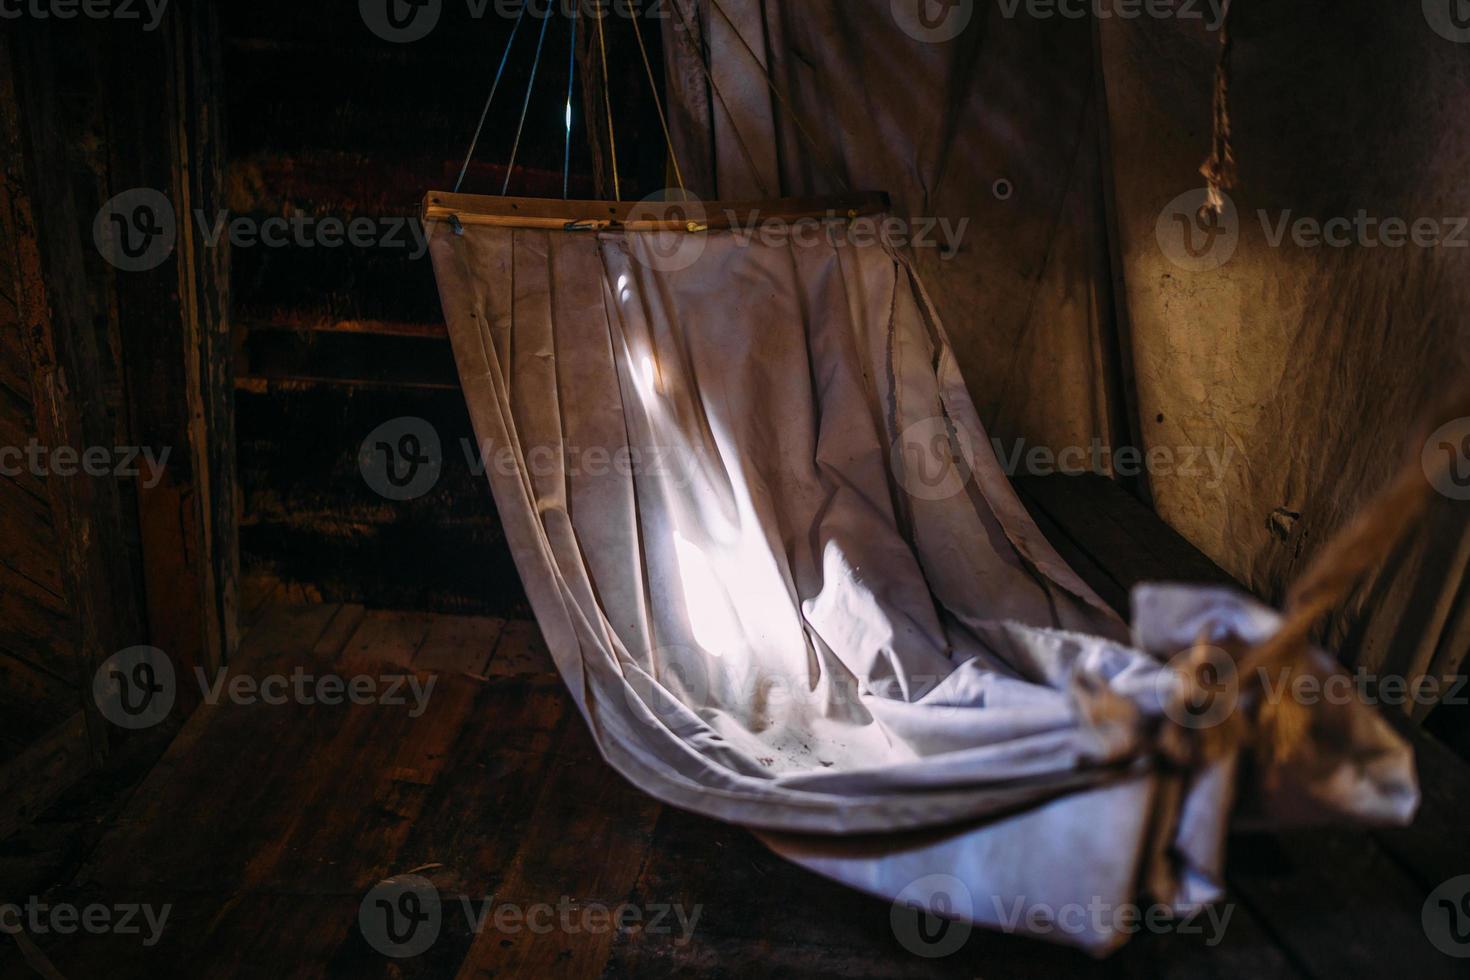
[596,5,621,201]
[629,4,687,197]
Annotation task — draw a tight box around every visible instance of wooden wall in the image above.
[0,2,234,834]
[1,29,126,839]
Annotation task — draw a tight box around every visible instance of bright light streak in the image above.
[674,532,737,657]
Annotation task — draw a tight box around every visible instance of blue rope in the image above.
[452,0,531,194]
[563,6,578,199]
[501,1,554,197]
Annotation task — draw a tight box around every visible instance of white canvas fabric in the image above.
[427,211,1417,954]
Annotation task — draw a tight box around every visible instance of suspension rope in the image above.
[1200,0,1236,215]
[502,3,555,196]
[453,0,531,194]
[596,2,622,200]
[668,0,772,198]
[563,5,578,199]
[706,0,850,192]
[629,3,687,196]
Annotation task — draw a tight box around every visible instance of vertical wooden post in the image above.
[103,0,237,710]
[171,0,240,671]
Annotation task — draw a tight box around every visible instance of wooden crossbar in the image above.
[421,191,891,232]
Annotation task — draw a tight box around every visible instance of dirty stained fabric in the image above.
[427,216,1417,954]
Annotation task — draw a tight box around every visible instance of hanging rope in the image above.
[563,5,578,198]
[706,0,850,192]
[1199,0,1237,215]
[502,3,555,196]
[668,0,773,198]
[453,0,532,194]
[629,2,687,196]
[596,2,622,201]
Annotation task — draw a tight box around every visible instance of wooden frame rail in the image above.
[422,191,891,232]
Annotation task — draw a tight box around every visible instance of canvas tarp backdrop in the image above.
[425,205,1415,953]
[659,0,1470,716]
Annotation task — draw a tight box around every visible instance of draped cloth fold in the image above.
[427,206,1417,955]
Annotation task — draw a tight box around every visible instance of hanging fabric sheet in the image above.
[424,192,1418,955]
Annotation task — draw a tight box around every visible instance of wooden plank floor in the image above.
[1,476,1466,977]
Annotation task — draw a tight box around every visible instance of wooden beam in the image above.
[241,316,448,340]
[422,190,891,230]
